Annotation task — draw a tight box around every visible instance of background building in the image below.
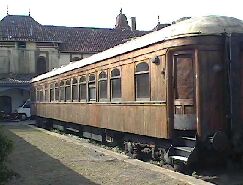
[0,10,148,113]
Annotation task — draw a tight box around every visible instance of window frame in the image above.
[98,71,108,102]
[72,77,79,102]
[88,74,96,102]
[110,68,121,101]
[50,83,55,102]
[135,62,150,101]
[79,75,87,102]
[59,81,65,102]
[44,84,49,102]
[65,79,71,102]
[54,82,59,102]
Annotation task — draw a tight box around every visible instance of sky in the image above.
[0,0,243,31]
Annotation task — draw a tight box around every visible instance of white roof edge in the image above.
[32,15,243,83]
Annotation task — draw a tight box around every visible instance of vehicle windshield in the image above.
[19,100,30,107]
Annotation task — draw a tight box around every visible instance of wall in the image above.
[0,88,29,112]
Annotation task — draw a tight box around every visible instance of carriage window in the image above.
[36,88,40,102]
[72,78,78,101]
[50,83,55,102]
[79,76,86,101]
[39,87,44,102]
[44,84,49,102]
[111,68,121,99]
[60,81,65,101]
[40,90,43,102]
[98,71,107,101]
[55,83,59,101]
[31,87,36,102]
[88,74,96,101]
[65,80,71,101]
[135,62,150,100]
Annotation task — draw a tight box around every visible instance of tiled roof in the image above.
[0,15,149,52]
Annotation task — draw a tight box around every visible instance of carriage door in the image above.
[173,52,196,130]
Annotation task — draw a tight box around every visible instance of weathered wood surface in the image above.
[36,103,168,139]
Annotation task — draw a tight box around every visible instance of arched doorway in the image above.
[0,96,12,113]
[36,56,48,75]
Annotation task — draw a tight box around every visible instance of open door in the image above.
[173,51,196,130]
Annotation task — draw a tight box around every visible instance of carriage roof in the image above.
[32,15,243,82]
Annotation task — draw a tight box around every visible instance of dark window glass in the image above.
[31,88,36,102]
[40,90,43,102]
[111,68,121,99]
[136,62,149,72]
[72,78,78,100]
[55,83,59,101]
[89,83,96,101]
[65,86,71,101]
[111,78,121,98]
[45,89,48,102]
[136,73,149,98]
[135,62,150,99]
[79,76,86,101]
[99,71,107,100]
[80,84,86,100]
[89,74,95,81]
[99,81,107,99]
[60,87,65,101]
[60,81,65,101]
[88,74,96,101]
[50,89,54,102]
[50,84,54,102]
[111,68,120,77]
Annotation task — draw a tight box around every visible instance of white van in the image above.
[16,99,31,120]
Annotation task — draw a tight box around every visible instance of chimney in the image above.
[131,17,136,31]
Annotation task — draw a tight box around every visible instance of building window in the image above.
[71,57,82,62]
[65,80,71,101]
[72,78,78,101]
[98,71,107,101]
[135,62,150,100]
[50,83,55,102]
[79,76,86,101]
[36,56,47,75]
[17,41,26,48]
[88,74,96,101]
[55,83,59,101]
[111,68,121,100]
[60,81,65,101]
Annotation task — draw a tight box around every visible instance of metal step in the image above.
[171,155,188,162]
[174,146,194,158]
[173,136,196,148]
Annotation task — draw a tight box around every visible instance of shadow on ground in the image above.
[3,124,98,185]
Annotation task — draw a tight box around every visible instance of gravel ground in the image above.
[2,121,210,185]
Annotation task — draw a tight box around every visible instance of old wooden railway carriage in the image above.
[31,16,243,167]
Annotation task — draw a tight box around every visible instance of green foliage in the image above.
[0,127,13,185]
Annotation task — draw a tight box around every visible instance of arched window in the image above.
[98,71,107,101]
[135,62,150,100]
[88,74,96,101]
[50,83,55,102]
[60,81,65,101]
[65,80,71,101]
[111,68,121,100]
[37,56,48,75]
[55,83,59,101]
[72,78,78,101]
[79,76,86,101]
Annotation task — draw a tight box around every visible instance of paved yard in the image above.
[2,121,211,185]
